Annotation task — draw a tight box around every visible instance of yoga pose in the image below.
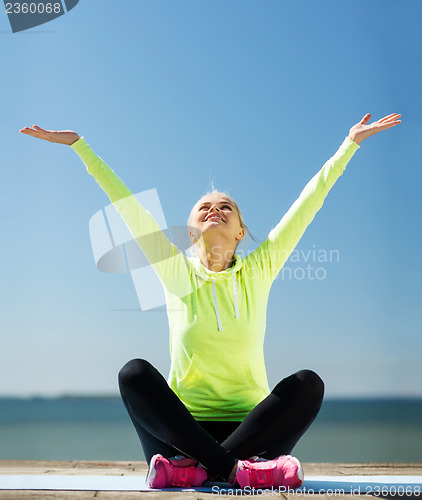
[20,113,401,489]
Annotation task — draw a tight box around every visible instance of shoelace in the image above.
[248,467,274,488]
[171,465,196,486]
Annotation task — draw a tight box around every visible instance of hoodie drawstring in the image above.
[211,272,240,332]
[211,280,223,332]
[232,271,239,319]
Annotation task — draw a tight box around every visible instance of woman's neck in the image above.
[195,237,236,272]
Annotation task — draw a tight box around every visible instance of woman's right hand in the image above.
[19,125,80,146]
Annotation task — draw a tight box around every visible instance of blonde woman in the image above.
[20,112,401,489]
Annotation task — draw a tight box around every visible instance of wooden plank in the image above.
[0,461,421,499]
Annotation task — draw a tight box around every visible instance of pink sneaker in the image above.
[147,454,208,489]
[234,454,304,489]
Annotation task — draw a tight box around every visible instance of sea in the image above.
[0,398,421,462]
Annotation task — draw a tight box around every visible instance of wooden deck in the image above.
[0,461,421,499]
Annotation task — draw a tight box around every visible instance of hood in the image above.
[189,253,244,281]
[188,254,244,332]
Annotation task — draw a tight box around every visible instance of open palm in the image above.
[19,125,80,146]
[348,113,401,145]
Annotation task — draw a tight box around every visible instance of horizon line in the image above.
[1,394,421,401]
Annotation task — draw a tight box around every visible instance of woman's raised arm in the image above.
[247,112,402,284]
[19,125,194,301]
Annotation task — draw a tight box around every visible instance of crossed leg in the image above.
[118,359,324,481]
[220,369,324,459]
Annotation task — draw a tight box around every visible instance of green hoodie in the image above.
[71,136,359,421]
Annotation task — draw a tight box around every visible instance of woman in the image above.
[20,113,401,489]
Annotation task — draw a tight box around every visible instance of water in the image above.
[0,398,421,462]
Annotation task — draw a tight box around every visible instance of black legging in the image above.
[118,359,324,481]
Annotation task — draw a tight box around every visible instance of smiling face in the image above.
[188,193,245,247]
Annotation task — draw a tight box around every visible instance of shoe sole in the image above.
[146,454,160,487]
[291,456,304,486]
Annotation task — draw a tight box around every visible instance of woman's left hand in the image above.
[348,113,402,145]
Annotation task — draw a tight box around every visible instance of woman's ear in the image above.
[189,226,201,243]
[236,227,245,241]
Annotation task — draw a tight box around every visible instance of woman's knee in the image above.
[118,358,154,389]
[296,369,325,400]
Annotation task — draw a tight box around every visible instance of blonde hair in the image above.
[187,181,259,246]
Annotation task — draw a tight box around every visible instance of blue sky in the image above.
[1,0,421,398]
